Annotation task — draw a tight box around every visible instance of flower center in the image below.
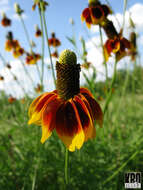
[56,49,80,101]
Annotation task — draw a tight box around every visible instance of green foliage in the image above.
[0,66,143,189]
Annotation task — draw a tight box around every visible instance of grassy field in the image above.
[0,68,143,190]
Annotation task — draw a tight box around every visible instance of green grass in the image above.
[0,71,143,190]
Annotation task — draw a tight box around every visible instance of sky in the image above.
[0,0,143,97]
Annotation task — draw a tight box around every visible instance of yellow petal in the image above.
[41,125,52,144]
[28,112,42,125]
[81,14,85,22]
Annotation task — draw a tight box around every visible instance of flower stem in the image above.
[20,59,35,89]
[38,7,45,90]
[40,3,56,87]
[122,0,128,31]
[65,148,69,185]
[19,15,41,81]
[0,53,27,95]
[99,26,108,82]
[103,60,117,114]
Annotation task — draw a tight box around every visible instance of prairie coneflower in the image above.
[0,76,4,81]
[5,32,20,52]
[32,0,49,11]
[13,47,25,58]
[102,20,131,61]
[81,0,111,28]
[6,64,12,69]
[51,50,59,58]
[35,25,42,37]
[1,13,11,27]
[26,52,41,65]
[35,84,43,93]
[48,32,61,47]
[8,96,16,104]
[28,49,103,152]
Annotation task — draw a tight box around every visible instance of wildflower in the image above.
[35,84,43,93]
[48,32,61,47]
[104,36,131,62]
[13,47,25,58]
[14,3,24,15]
[5,32,20,52]
[28,49,103,152]
[32,0,49,11]
[81,62,91,69]
[35,25,42,37]
[8,96,16,104]
[1,13,11,27]
[6,64,12,69]
[51,50,59,58]
[102,20,131,61]
[81,0,111,28]
[26,52,41,65]
[0,76,4,81]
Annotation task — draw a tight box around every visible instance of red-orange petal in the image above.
[28,91,57,125]
[41,97,61,143]
[55,101,84,151]
[80,91,103,127]
[74,95,96,141]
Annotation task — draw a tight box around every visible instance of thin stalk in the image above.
[99,26,108,82]
[38,7,45,89]
[20,59,35,88]
[40,4,56,87]
[0,53,26,95]
[122,0,128,31]
[65,148,69,185]
[103,60,117,114]
[19,15,41,80]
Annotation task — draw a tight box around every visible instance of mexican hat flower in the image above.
[101,20,131,62]
[81,0,111,28]
[13,47,25,58]
[1,13,11,27]
[35,25,42,37]
[48,32,61,47]
[25,52,41,65]
[0,75,4,81]
[104,36,131,62]
[5,32,20,52]
[8,96,16,104]
[28,49,103,152]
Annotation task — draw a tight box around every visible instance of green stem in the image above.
[99,26,108,82]
[65,148,69,185]
[103,60,117,114]
[19,15,41,81]
[20,59,35,88]
[40,4,56,87]
[122,0,128,31]
[0,53,26,95]
[38,8,45,90]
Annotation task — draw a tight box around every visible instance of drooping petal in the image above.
[81,8,92,28]
[74,95,96,141]
[80,89,103,127]
[28,92,57,125]
[55,101,84,152]
[41,97,61,143]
